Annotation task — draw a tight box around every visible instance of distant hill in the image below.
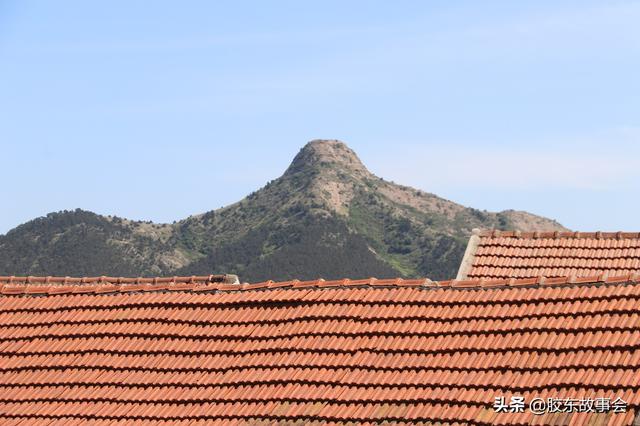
[0,140,566,281]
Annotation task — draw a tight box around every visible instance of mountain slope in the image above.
[0,140,566,281]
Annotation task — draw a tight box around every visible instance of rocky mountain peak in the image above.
[284,139,370,177]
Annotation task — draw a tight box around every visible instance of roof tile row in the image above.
[2,312,639,341]
[2,349,639,373]
[476,246,640,259]
[473,256,640,269]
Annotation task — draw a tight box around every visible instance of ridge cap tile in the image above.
[292,280,320,289]
[1,285,25,295]
[450,280,478,288]
[23,285,50,294]
[214,283,241,291]
[119,284,147,292]
[267,281,294,289]
[93,284,119,294]
[423,278,436,287]
[190,284,218,292]
[370,278,400,287]
[318,279,342,288]
[345,278,370,286]
[604,274,633,284]
[71,285,96,293]
[148,283,171,292]
[46,285,75,294]
[480,279,509,288]
[397,279,424,287]
[170,282,197,291]
[539,276,561,285]
[511,278,537,287]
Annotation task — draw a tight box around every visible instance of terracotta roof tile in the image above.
[459,230,640,281]
[0,274,639,424]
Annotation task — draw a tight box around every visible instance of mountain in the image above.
[0,140,566,281]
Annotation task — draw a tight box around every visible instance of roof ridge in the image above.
[1,274,640,296]
[477,230,640,239]
[0,274,238,286]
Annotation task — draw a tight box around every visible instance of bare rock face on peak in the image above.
[0,140,566,281]
[285,140,370,177]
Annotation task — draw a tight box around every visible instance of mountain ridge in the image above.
[0,140,566,281]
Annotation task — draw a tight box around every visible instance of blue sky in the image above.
[1,0,638,233]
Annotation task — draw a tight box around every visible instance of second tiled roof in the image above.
[459,230,640,280]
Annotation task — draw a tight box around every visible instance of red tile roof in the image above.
[458,230,640,280]
[1,275,640,424]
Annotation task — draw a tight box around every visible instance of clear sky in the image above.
[1,1,638,234]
